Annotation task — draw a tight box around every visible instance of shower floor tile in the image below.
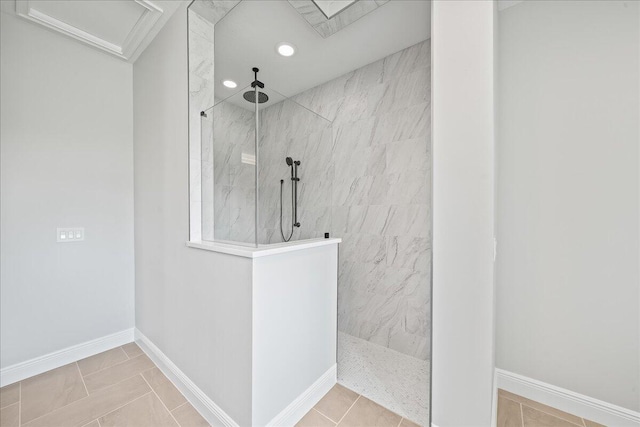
[337,332,430,426]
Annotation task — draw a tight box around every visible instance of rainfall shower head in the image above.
[243,91,269,104]
[243,67,269,104]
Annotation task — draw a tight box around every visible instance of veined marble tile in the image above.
[374,67,430,116]
[381,205,430,237]
[333,117,376,150]
[331,83,387,126]
[287,0,326,26]
[288,0,384,38]
[333,145,385,181]
[189,73,216,115]
[229,186,255,244]
[298,179,332,208]
[188,30,214,82]
[314,1,379,38]
[386,138,429,175]
[297,206,332,235]
[372,103,430,145]
[189,0,240,25]
[339,233,387,266]
[339,291,429,357]
[385,171,430,205]
[387,327,430,361]
[333,176,374,206]
[387,236,431,273]
[188,9,215,42]
[382,40,431,83]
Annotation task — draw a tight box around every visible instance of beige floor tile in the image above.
[338,396,401,427]
[296,409,336,427]
[99,393,178,427]
[122,342,144,358]
[23,374,150,427]
[81,421,100,427]
[83,354,154,393]
[142,368,187,410]
[499,390,583,426]
[0,383,19,409]
[140,367,166,388]
[0,402,19,427]
[78,347,129,377]
[314,384,359,422]
[497,396,523,427]
[522,406,580,427]
[399,418,421,427]
[583,420,606,427]
[21,362,88,424]
[172,403,210,427]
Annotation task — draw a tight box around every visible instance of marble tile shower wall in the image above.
[258,100,334,243]
[211,101,256,243]
[264,40,431,359]
[189,9,215,241]
[188,2,239,241]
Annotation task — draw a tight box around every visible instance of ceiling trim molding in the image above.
[14,0,179,62]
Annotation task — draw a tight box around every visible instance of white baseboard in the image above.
[134,329,239,427]
[267,364,337,426]
[495,368,640,427]
[0,328,134,387]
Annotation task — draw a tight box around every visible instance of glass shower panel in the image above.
[258,94,333,244]
[201,83,332,247]
[202,88,257,245]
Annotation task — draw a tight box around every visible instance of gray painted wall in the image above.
[134,7,253,424]
[0,11,134,368]
[497,0,639,411]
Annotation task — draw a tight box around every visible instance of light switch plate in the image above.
[57,227,85,242]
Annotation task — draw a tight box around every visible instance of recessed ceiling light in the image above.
[222,80,237,89]
[276,42,296,57]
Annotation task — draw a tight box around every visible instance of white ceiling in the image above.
[214,0,431,105]
[9,0,182,62]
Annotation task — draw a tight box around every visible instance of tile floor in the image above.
[497,389,606,427]
[0,343,209,427]
[297,384,419,427]
[2,345,604,427]
[337,332,429,425]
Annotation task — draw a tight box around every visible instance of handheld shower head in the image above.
[286,157,293,166]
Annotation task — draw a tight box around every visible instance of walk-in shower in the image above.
[192,0,431,424]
